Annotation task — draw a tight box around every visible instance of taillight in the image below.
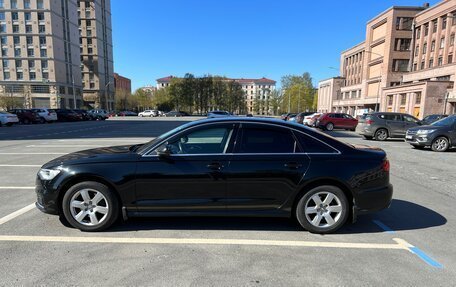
[382,159,390,172]
[366,119,373,125]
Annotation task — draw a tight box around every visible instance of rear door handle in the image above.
[207,162,223,171]
[284,162,302,169]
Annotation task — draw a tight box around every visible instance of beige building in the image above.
[0,0,82,109]
[318,5,428,116]
[78,0,114,110]
[317,77,344,113]
[156,76,277,115]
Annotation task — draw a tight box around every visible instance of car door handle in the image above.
[284,162,302,169]
[207,162,223,170]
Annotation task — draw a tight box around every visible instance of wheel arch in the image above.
[57,174,122,214]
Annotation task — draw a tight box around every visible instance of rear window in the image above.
[293,131,338,154]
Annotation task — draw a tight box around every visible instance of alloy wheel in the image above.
[69,188,109,226]
[326,123,334,131]
[432,137,448,152]
[375,129,388,141]
[304,192,343,228]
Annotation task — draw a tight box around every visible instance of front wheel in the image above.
[431,137,449,152]
[295,186,349,234]
[325,122,334,131]
[62,181,119,232]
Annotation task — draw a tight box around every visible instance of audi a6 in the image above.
[35,117,393,234]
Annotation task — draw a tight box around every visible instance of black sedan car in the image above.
[35,118,393,234]
[406,114,456,152]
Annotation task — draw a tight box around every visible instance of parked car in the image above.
[73,109,92,121]
[8,109,40,124]
[207,111,231,118]
[406,114,456,152]
[281,113,296,121]
[294,112,314,124]
[316,113,358,131]
[421,114,448,125]
[36,117,393,234]
[0,111,19,127]
[356,112,421,141]
[87,109,109,120]
[55,109,82,122]
[304,113,322,126]
[165,111,189,117]
[30,108,58,123]
[138,110,158,117]
[117,110,138,117]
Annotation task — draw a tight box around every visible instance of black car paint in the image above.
[36,118,392,221]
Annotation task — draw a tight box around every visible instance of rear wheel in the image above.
[374,128,388,141]
[296,186,349,234]
[431,137,449,152]
[325,122,334,131]
[62,181,119,232]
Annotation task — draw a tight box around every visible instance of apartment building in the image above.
[0,0,82,109]
[156,76,277,115]
[78,0,114,110]
[318,5,427,116]
[384,0,456,116]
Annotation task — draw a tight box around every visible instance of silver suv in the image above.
[356,112,422,141]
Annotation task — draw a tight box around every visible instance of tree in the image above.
[281,72,316,113]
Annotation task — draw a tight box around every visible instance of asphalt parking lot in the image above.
[0,118,455,286]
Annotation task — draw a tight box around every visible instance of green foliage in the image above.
[281,72,317,113]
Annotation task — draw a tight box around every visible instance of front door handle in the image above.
[207,162,223,171]
[284,162,302,169]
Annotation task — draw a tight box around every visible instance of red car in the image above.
[316,113,358,131]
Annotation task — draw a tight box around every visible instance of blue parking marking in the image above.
[409,246,443,268]
[372,220,395,234]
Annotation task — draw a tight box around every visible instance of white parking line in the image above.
[0,165,41,167]
[0,203,35,225]
[0,187,35,189]
[0,235,408,250]
[26,145,102,148]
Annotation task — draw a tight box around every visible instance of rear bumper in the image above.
[354,184,393,215]
[356,125,375,136]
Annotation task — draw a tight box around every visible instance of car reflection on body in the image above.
[35,117,393,234]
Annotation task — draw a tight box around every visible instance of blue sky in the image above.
[111,0,439,90]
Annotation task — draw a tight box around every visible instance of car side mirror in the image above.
[156,145,171,158]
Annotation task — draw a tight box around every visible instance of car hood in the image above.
[42,145,140,168]
[408,125,437,132]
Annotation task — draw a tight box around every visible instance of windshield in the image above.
[431,116,456,127]
[136,121,195,154]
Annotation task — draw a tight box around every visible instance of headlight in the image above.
[417,129,436,135]
[38,168,61,180]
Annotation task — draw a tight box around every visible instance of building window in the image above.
[14,48,21,57]
[440,37,445,49]
[0,12,4,21]
[438,57,443,66]
[25,12,31,21]
[387,95,393,106]
[423,42,427,53]
[442,17,447,30]
[429,58,434,68]
[29,72,36,80]
[38,12,45,21]
[13,25,19,33]
[415,92,421,104]
[39,36,46,45]
[16,72,23,80]
[42,72,48,79]
[416,27,421,39]
[24,0,30,9]
[448,54,453,64]
[420,61,425,69]
[400,94,407,105]
[0,23,6,33]
[396,17,413,30]
[27,48,34,57]
[451,34,455,46]
[431,40,435,51]
[432,20,437,33]
[37,0,44,9]
[424,24,429,36]
[15,59,21,67]
[392,59,409,72]
[26,36,33,45]
[453,12,456,25]
[28,60,35,68]
[415,45,419,55]
[0,0,3,8]
[41,60,48,69]
[1,48,7,56]
[2,59,8,68]
[3,71,10,80]
[394,38,411,51]
[26,25,32,33]
[40,49,47,57]
[11,0,17,8]
[12,12,18,21]
[0,36,6,45]
[39,25,45,33]
[13,36,20,45]
[413,63,417,71]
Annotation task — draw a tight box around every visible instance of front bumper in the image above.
[405,133,433,146]
[35,176,60,215]
[354,184,393,215]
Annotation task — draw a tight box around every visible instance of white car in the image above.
[207,111,231,118]
[31,108,58,123]
[138,110,158,117]
[303,113,321,126]
[0,111,19,127]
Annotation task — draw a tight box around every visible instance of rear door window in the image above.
[237,125,297,154]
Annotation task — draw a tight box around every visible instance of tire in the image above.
[62,181,119,232]
[295,186,349,234]
[374,128,388,141]
[363,135,373,140]
[431,137,449,152]
[139,114,143,117]
[39,117,46,124]
[22,118,30,125]
[325,122,334,131]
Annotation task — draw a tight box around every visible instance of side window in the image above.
[164,127,233,155]
[294,131,338,154]
[237,126,297,154]
[329,114,335,118]
[403,115,418,123]
[343,114,354,119]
